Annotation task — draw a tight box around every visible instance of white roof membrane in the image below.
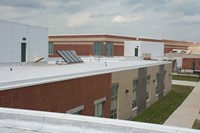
[0,108,198,133]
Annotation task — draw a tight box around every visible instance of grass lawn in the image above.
[132,85,193,124]
[172,75,200,82]
[193,119,200,130]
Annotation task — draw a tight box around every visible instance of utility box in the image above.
[124,41,164,58]
[0,20,48,63]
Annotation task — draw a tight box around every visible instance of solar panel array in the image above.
[57,50,83,64]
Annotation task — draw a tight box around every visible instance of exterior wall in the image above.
[146,65,160,106]
[137,68,147,113]
[48,35,131,57]
[140,42,164,58]
[0,74,111,118]
[49,43,124,57]
[49,35,196,58]
[27,26,48,62]
[147,64,172,107]
[0,20,48,63]
[187,46,200,54]
[113,45,124,56]
[164,48,173,54]
[158,65,165,99]
[182,58,200,70]
[0,61,172,120]
[164,63,172,96]
[52,44,93,57]
[124,41,164,57]
[112,63,172,120]
[112,69,138,120]
[124,41,140,56]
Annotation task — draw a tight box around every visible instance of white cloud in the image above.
[0,0,200,41]
[181,15,200,22]
[112,15,125,23]
[67,12,93,28]
[129,15,143,22]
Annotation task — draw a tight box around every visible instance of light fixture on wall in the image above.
[22,37,26,41]
[153,79,156,82]
[125,89,129,94]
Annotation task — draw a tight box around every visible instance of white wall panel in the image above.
[124,41,164,58]
[0,21,12,62]
[12,23,27,62]
[0,20,48,63]
[141,41,164,58]
[28,26,48,61]
[124,41,140,56]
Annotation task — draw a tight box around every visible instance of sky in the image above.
[0,0,200,42]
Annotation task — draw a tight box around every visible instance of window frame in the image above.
[94,97,106,117]
[66,105,84,115]
[132,79,138,109]
[111,83,118,119]
[48,42,54,55]
[95,102,104,117]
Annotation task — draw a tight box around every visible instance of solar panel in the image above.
[57,50,71,63]
[62,51,76,63]
[57,50,83,64]
[69,50,83,62]
[64,51,79,63]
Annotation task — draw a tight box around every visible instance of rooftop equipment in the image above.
[57,50,83,64]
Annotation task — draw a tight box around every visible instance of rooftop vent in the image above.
[142,53,151,60]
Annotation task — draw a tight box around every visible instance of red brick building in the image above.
[0,74,111,117]
[48,34,137,57]
[181,57,200,70]
[0,58,172,119]
[48,34,198,58]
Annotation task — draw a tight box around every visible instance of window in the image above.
[72,110,82,115]
[132,100,137,108]
[146,76,150,100]
[163,70,166,91]
[93,42,103,56]
[132,79,138,108]
[66,105,84,115]
[48,42,54,55]
[106,42,113,56]
[94,97,106,117]
[156,73,159,95]
[111,83,118,119]
[95,103,103,117]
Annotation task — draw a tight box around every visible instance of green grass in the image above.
[172,75,200,82]
[193,119,200,130]
[132,85,193,124]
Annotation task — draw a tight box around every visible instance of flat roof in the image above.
[0,108,198,133]
[0,57,171,91]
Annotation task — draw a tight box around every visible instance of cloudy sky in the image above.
[0,0,200,42]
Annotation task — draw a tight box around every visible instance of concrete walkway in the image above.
[172,80,199,87]
[164,80,200,128]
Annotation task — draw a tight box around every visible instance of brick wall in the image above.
[182,58,200,70]
[113,45,124,56]
[49,44,124,57]
[164,48,173,54]
[0,74,111,117]
[51,44,93,57]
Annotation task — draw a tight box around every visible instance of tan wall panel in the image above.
[147,65,159,105]
[164,63,172,95]
[188,46,200,54]
[112,69,138,120]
